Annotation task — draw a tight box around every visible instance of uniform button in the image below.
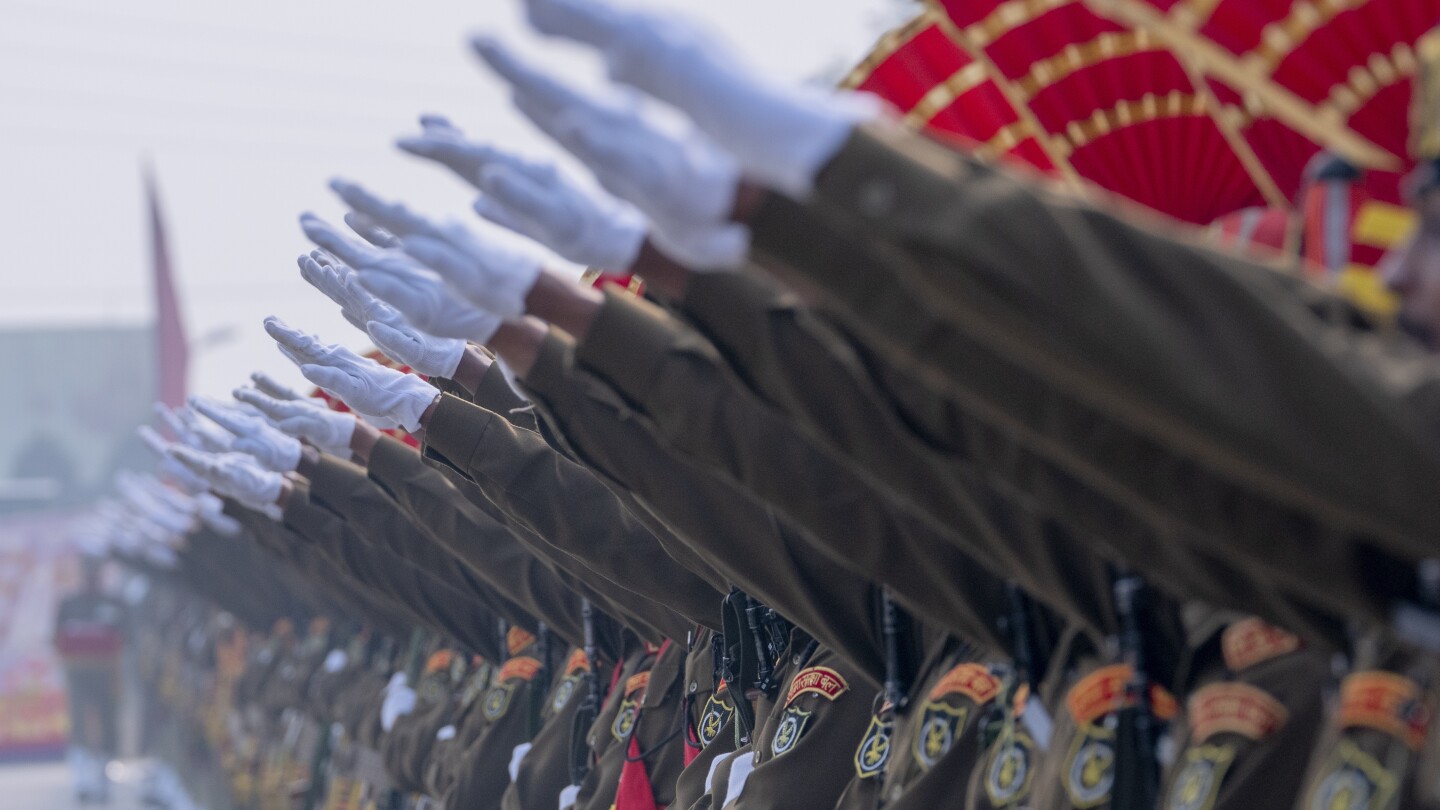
[689,681,698,694]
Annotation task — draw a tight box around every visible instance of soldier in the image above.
[54,556,127,804]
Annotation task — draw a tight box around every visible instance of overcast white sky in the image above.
[0,0,904,398]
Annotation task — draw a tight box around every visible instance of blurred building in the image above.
[0,326,156,516]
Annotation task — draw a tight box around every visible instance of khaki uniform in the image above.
[281,483,504,658]
[502,646,599,810]
[366,433,589,649]
[1292,634,1439,809]
[1158,613,1329,810]
[745,123,1440,642]
[422,392,723,637]
[308,453,541,636]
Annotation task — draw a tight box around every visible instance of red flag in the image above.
[146,166,188,407]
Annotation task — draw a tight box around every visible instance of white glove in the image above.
[116,473,194,535]
[325,180,543,319]
[138,426,211,494]
[344,211,401,249]
[158,403,235,453]
[263,316,363,377]
[169,446,284,512]
[250,371,308,402]
[190,397,302,473]
[266,318,438,432]
[233,387,356,459]
[396,114,506,187]
[381,673,417,732]
[355,266,503,344]
[298,252,465,377]
[137,474,197,517]
[196,493,242,538]
[399,120,646,271]
[472,159,646,271]
[518,0,883,198]
[299,356,438,434]
[474,40,748,268]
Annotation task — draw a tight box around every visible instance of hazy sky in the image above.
[0,0,904,398]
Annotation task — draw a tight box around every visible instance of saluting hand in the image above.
[233,386,356,459]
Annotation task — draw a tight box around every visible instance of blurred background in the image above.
[0,0,900,793]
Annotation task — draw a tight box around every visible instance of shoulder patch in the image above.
[854,713,893,779]
[1164,744,1236,810]
[481,682,516,721]
[612,695,640,742]
[1338,671,1430,750]
[1221,618,1302,673]
[1067,664,1178,725]
[625,671,651,699]
[698,693,734,748]
[928,662,1001,705]
[1187,682,1289,742]
[1064,722,1116,809]
[564,649,591,675]
[507,627,536,656]
[913,701,969,771]
[1302,738,1400,810]
[785,666,849,706]
[984,732,1036,807]
[771,706,814,757]
[498,656,542,683]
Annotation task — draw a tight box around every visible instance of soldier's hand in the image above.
[516,0,883,197]
[190,396,303,473]
[250,371,308,402]
[271,336,438,433]
[138,425,211,494]
[169,446,284,512]
[233,387,357,459]
[472,38,748,270]
[325,179,542,319]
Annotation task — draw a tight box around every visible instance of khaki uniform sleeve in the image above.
[745,125,1422,641]
[367,434,588,648]
[423,392,721,638]
[282,483,504,659]
[308,452,540,636]
[523,329,889,683]
[572,292,1013,653]
[416,448,675,651]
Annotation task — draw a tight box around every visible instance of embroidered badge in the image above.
[1187,682,1289,743]
[482,682,515,721]
[459,667,491,709]
[1164,744,1236,810]
[984,732,1035,806]
[785,666,849,705]
[497,656,542,683]
[425,650,454,674]
[771,706,813,757]
[929,662,1001,706]
[1303,739,1399,810]
[1221,618,1302,673]
[698,694,733,747]
[913,702,969,771]
[506,627,536,656]
[612,697,640,741]
[625,671,652,702]
[1337,671,1431,750]
[564,649,590,675]
[853,714,893,779]
[1067,664,1179,726]
[550,675,580,714]
[1064,723,1117,809]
